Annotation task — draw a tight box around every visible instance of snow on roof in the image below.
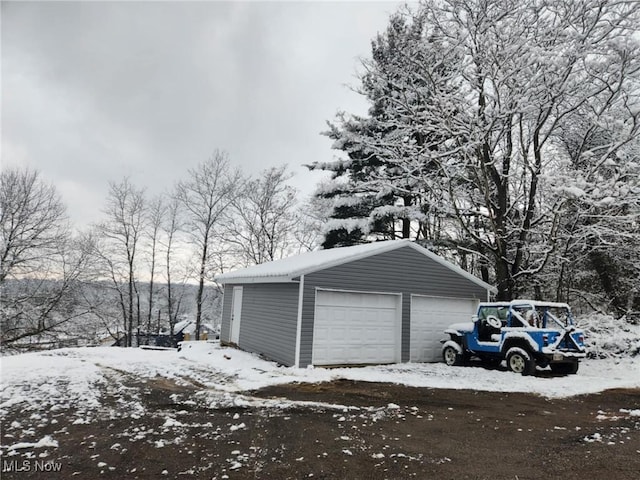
[215,239,496,293]
[479,299,571,309]
[173,319,191,332]
[174,320,216,334]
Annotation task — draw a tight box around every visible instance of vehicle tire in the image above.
[506,349,536,376]
[443,345,464,366]
[550,362,579,375]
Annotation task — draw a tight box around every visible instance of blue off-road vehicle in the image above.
[442,300,586,375]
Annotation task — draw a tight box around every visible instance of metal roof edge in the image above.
[215,240,497,295]
[213,275,297,284]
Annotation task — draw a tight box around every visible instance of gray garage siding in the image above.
[220,283,236,342]
[221,282,299,366]
[298,245,487,367]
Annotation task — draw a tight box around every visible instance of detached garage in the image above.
[216,240,495,367]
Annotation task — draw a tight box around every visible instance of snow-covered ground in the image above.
[1,342,638,470]
[2,312,636,420]
[1,341,638,416]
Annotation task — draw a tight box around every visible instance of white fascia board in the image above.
[214,275,297,284]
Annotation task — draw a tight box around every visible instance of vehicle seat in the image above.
[479,320,498,341]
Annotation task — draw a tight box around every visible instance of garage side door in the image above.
[313,290,401,366]
[410,296,478,362]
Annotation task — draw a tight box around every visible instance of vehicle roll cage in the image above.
[477,300,574,329]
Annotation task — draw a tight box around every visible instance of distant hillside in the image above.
[1,278,222,352]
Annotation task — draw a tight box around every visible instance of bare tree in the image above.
[160,194,186,341]
[225,165,298,266]
[145,195,165,340]
[0,168,90,349]
[176,151,243,340]
[95,178,146,346]
[1,168,67,282]
[293,190,333,253]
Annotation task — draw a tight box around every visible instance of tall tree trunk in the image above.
[589,250,625,316]
[166,253,174,338]
[494,254,512,301]
[127,267,134,347]
[127,233,136,347]
[195,240,208,341]
[147,226,158,341]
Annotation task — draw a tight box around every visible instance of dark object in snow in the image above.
[442,300,586,375]
[138,345,176,351]
[626,312,640,325]
[112,321,221,349]
[223,354,231,360]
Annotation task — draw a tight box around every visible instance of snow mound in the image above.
[577,313,640,359]
[7,435,59,451]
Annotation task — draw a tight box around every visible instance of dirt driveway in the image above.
[1,376,639,480]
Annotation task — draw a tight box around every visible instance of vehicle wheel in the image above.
[443,345,463,366]
[550,362,579,375]
[506,349,536,375]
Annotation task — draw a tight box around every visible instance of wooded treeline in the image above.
[0,155,324,351]
[310,0,640,313]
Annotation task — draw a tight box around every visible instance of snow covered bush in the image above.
[577,313,640,359]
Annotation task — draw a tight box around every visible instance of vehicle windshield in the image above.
[478,305,509,324]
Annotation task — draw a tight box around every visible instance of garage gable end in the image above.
[215,240,496,295]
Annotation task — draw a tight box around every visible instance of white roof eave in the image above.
[214,275,298,285]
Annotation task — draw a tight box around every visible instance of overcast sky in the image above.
[2,0,404,229]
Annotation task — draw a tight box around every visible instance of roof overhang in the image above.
[215,239,497,295]
[215,275,298,284]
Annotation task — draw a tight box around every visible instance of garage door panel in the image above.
[410,296,478,362]
[313,290,401,366]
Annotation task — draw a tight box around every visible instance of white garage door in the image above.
[313,290,401,366]
[410,296,478,362]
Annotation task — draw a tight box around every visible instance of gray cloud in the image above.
[2,1,402,228]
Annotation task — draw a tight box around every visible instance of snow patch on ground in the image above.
[2,339,637,474]
[0,350,104,415]
[2,341,638,421]
[175,341,640,399]
[5,435,59,452]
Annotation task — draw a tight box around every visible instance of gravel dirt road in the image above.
[2,375,639,480]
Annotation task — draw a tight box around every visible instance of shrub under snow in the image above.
[576,313,640,359]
